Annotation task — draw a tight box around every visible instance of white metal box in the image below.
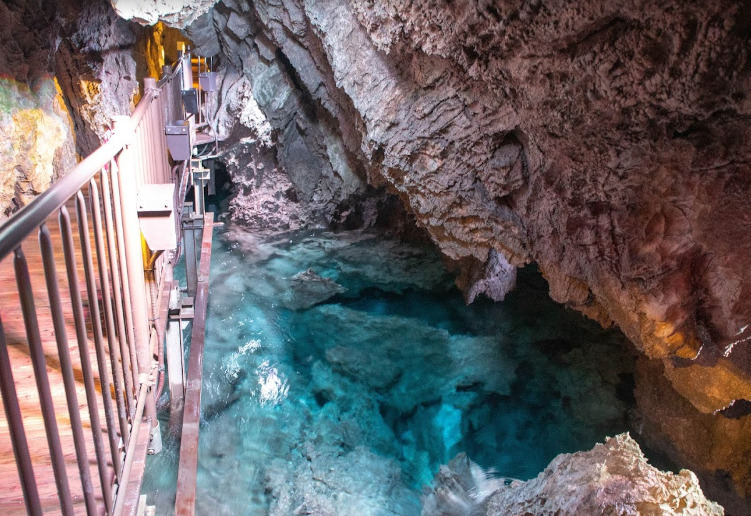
[199,72,217,92]
[165,120,193,161]
[137,183,177,251]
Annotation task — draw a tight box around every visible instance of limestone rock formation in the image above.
[286,268,347,309]
[0,1,76,220]
[0,79,76,221]
[173,0,751,419]
[423,434,724,516]
[485,433,725,516]
[634,358,751,514]
[109,0,215,29]
[54,0,144,156]
[15,0,747,508]
[207,2,368,231]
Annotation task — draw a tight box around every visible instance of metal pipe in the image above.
[157,94,171,183]
[0,314,42,516]
[114,117,157,423]
[76,191,123,479]
[147,249,164,271]
[101,165,136,416]
[39,223,98,515]
[194,177,205,216]
[90,179,130,447]
[145,250,164,402]
[112,379,149,516]
[14,246,75,516]
[60,205,114,514]
[147,118,156,184]
[147,109,158,184]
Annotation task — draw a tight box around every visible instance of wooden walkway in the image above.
[0,195,118,514]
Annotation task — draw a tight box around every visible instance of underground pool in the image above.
[141,226,638,515]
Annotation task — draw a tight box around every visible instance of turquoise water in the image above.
[142,227,637,515]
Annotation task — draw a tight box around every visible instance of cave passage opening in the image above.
[141,214,646,514]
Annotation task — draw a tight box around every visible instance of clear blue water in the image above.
[142,227,636,515]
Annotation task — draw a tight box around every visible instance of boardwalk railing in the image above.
[0,60,187,515]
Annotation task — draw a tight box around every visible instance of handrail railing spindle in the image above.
[60,204,114,513]
[101,165,136,416]
[109,158,140,392]
[76,191,123,480]
[90,179,130,448]
[39,223,99,515]
[14,246,75,516]
[0,314,42,516]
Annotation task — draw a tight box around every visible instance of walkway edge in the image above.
[175,212,214,516]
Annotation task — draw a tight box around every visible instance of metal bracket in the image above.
[169,296,195,320]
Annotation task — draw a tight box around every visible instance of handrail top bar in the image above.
[0,58,183,263]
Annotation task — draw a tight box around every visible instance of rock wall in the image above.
[107,0,751,505]
[0,0,159,219]
[185,2,372,230]
[54,0,144,156]
[177,0,751,415]
[0,1,76,220]
[0,78,76,221]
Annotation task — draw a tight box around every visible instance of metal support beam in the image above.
[183,207,198,298]
[190,160,209,217]
[166,286,185,434]
[175,213,214,516]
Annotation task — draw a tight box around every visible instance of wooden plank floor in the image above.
[0,195,121,515]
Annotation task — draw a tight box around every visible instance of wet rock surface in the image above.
[423,434,724,516]
[287,268,347,310]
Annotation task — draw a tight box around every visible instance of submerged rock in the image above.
[425,433,723,516]
[266,445,421,516]
[285,268,347,310]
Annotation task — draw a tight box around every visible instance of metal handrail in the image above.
[0,56,188,515]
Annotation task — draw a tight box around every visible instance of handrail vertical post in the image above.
[101,165,136,415]
[60,205,114,513]
[39,224,98,515]
[14,246,75,516]
[0,315,42,516]
[113,116,157,425]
